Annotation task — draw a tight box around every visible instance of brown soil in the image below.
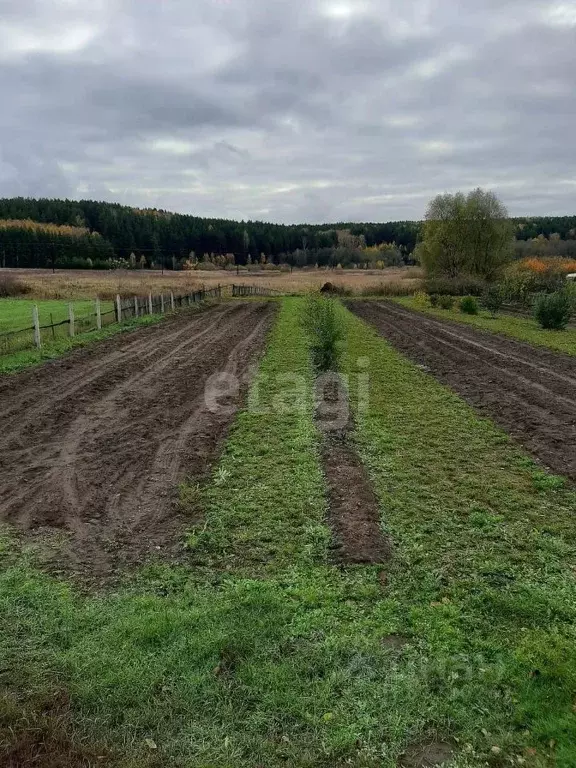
[0,301,274,581]
[398,740,454,768]
[315,374,391,564]
[349,301,576,482]
[0,689,160,768]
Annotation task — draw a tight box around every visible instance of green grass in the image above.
[0,313,163,374]
[0,297,113,332]
[395,296,576,355]
[1,297,575,766]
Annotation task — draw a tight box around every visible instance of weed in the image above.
[438,295,455,310]
[534,291,573,330]
[482,285,505,315]
[303,295,343,371]
[0,273,30,298]
[428,293,440,307]
[459,295,479,314]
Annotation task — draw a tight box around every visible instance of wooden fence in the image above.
[0,284,283,357]
[0,285,223,356]
[231,284,280,297]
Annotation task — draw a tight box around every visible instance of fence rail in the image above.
[0,283,281,358]
[231,284,280,297]
[0,285,223,357]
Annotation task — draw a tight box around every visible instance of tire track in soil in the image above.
[0,301,275,581]
[349,300,576,482]
[315,374,391,565]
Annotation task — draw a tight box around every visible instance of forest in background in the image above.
[0,196,575,271]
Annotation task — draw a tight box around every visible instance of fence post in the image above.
[116,294,122,323]
[32,305,41,349]
[68,303,75,337]
[95,297,102,330]
[160,294,165,313]
[134,296,139,317]
[148,292,153,315]
[170,292,175,311]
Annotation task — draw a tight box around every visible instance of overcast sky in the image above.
[0,0,575,223]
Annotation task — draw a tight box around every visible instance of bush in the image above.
[303,295,343,371]
[413,291,430,308]
[534,291,573,330]
[460,295,479,315]
[429,293,440,307]
[438,295,455,310]
[0,273,31,298]
[482,285,505,315]
[424,274,487,296]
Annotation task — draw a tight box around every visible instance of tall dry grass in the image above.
[2,267,423,300]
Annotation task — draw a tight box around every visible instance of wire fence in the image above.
[0,284,281,358]
[0,285,224,357]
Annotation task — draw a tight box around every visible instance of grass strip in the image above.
[394,296,576,355]
[186,296,329,572]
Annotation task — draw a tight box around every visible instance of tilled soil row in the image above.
[349,300,576,482]
[315,375,391,564]
[0,301,275,580]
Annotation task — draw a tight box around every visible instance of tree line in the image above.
[0,196,574,271]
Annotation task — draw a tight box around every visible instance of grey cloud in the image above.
[0,0,574,221]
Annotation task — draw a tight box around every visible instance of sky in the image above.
[0,0,575,224]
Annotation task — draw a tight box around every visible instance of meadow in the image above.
[2,265,423,300]
[0,294,575,767]
[0,297,113,333]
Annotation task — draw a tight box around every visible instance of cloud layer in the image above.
[1,0,575,222]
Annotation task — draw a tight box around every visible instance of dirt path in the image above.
[315,375,391,565]
[349,300,576,482]
[0,302,275,579]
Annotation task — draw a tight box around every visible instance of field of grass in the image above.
[395,296,576,356]
[3,266,423,300]
[0,297,113,332]
[1,297,575,766]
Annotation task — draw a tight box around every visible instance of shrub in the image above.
[482,285,504,315]
[438,294,455,310]
[534,291,573,330]
[460,295,479,315]
[0,273,31,298]
[303,295,343,371]
[429,293,440,307]
[424,274,487,296]
[413,291,430,308]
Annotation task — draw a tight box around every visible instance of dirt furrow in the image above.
[349,300,576,482]
[0,301,275,580]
